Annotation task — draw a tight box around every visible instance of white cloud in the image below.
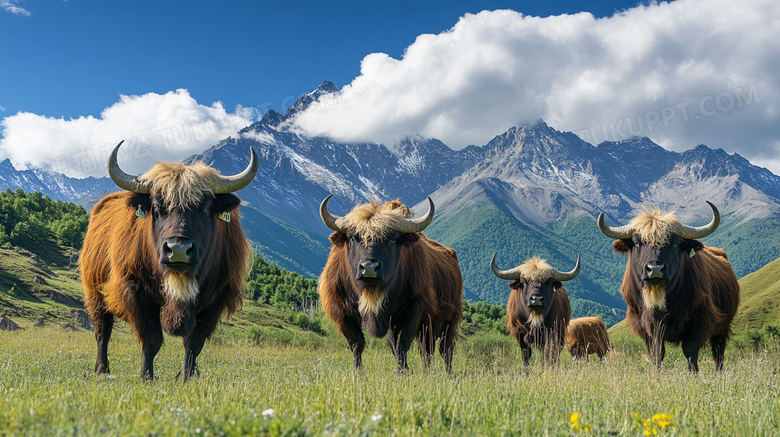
[0,104,6,112]
[240,130,276,145]
[0,89,254,178]
[1,0,30,16]
[290,0,780,174]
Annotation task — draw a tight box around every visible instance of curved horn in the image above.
[490,252,523,280]
[551,255,581,282]
[211,147,259,194]
[107,141,152,194]
[319,194,349,233]
[678,201,720,240]
[597,212,634,240]
[396,196,435,234]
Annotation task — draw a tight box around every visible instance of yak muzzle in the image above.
[162,239,198,272]
[644,261,666,280]
[528,295,545,308]
[357,259,382,282]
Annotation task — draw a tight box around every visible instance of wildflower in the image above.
[262,408,275,417]
[570,412,592,433]
[371,414,382,421]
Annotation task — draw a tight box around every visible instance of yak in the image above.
[567,316,613,362]
[491,254,580,366]
[81,141,256,380]
[598,201,740,372]
[318,195,463,373]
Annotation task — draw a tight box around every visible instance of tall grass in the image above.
[1,323,779,436]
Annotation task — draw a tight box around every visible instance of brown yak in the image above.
[491,254,580,366]
[567,316,613,362]
[318,195,463,373]
[81,142,256,380]
[598,202,740,372]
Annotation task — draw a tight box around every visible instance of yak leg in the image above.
[340,316,365,369]
[417,317,436,370]
[91,302,114,375]
[388,327,415,372]
[138,310,164,381]
[710,334,728,372]
[681,312,710,373]
[388,300,423,372]
[87,302,114,376]
[438,321,457,374]
[179,304,225,380]
[515,332,532,366]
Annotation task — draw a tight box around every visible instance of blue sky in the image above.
[0,0,640,118]
[1,0,779,177]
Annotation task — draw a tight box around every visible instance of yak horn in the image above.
[211,147,258,194]
[597,212,634,240]
[396,196,435,234]
[107,141,152,194]
[551,255,581,282]
[490,252,523,280]
[320,194,350,233]
[677,201,720,240]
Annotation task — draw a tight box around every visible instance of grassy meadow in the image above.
[1,319,779,437]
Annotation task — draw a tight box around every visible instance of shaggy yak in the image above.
[490,254,580,366]
[318,195,463,373]
[567,316,613,362]
[598,201,740,372]
[81,142,256,380]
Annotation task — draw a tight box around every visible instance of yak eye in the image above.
[388,239,396,245]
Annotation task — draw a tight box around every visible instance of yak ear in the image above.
[552,281,563,292]
[612,239,633,253]
[213,193,241,213]
[329,231,348,246]
[681,238,705,253]
[126,193,151,214]
[509,279,524,291]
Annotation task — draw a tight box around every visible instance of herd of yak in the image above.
[80,143,739,380]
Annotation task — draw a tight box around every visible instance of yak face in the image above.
[131,162,242,304]
[321,197,435,317]
[613,233,702,309]
[345,229,410,315]
[599,203,720,310]
[512,277,562,326]
[492,255,580,328]
[108,142,257,305]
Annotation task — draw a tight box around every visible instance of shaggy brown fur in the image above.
[567,316,613,361]
[82,190,249,380]
[506,278,571,366]
[613,236,740,372]
[319,200,463,373]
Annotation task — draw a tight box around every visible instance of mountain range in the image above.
[2,81,779,325]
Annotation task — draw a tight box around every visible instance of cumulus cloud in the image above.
[290,0,780,174]
[1,0,30,15]
[0,89,254,178]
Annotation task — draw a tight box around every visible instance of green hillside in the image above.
[239,204,329,278]
[702,216,780,278]
[730,255,780,332]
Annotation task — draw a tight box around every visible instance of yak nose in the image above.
[645,261,665,279]
[359,259,381,279]
[528,295,545,307]
[163,240,196,265]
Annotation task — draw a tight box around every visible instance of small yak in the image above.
[567,316,613,362]
[598,202,740,372]
[318,195,463,373]
[81,142,256,380]
[491,254,580,366]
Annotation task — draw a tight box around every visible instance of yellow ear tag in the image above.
[135,205,146,219]
[219,212,231,222]
[689,249,696,257]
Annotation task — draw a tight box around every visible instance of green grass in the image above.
[2,322,780,436]
[732,256,780,334]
